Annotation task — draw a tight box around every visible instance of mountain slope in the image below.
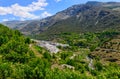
[1,24,120,79]
[2,1,120,36]
[90,34,120,65]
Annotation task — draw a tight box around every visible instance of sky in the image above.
[0,0,120,22]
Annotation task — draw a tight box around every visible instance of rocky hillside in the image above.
[2,1,120,35]
[90,34,120,65]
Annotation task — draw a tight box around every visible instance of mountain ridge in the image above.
[2,1,120,36]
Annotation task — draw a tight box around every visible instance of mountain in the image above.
[2,1,120,36]
[1,2,120,78]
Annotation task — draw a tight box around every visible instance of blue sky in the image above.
[0,0,120,22]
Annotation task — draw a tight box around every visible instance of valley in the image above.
[0,1,120,79]
[1,20,120,79]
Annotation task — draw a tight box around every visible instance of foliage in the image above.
[0,24,120,79]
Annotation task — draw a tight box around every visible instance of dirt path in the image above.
[29,44,42,58]
[86,56,94,70]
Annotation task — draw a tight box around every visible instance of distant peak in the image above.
[86,1,102,5]
[106,2,119,4]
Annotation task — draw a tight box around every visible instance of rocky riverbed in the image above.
[32,39,69,53]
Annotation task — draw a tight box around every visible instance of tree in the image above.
[0,63,12,79]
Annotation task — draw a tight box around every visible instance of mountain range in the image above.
[2,1,120,36]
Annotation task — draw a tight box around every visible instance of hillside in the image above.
[90,34,120,65]
[1,1,120,79]
[2,1,120,37]
[0,24,120,79]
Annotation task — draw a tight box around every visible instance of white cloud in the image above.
[0,0,48,19]
[2,17,17,22]
[20,18,26,21]
[55,0,62,2]
[41,11,52,18]
[2,19,9,21]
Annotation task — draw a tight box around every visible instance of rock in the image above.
[32,39,69,54]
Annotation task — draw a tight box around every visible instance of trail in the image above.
[29,44,42,58]
[86,56,94,70]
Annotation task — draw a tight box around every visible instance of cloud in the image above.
[2,17,16,22]
[2,19,9,21]
[55,0,62,2]
[41,11,52,18]
[0,0,48,19]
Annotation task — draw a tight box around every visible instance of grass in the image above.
[29,44,43,58]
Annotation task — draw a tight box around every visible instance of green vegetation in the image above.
[0,24,120,79]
